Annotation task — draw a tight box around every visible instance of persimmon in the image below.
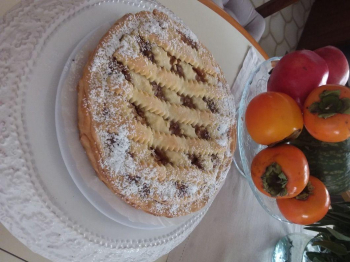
[304,85,350,142]
[251,145,309,199]
[245,92,303,146]
[277,176,330,225]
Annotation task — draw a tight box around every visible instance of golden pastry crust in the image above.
[78,10,236,217]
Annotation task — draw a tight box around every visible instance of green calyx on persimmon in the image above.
[261,162,288,197]
[308,90,350,119]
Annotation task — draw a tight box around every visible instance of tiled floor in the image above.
[251,0,315,57]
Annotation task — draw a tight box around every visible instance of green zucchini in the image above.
[291,129,350,195]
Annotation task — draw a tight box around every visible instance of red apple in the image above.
[314,46,349,85]
[267,50,329,107]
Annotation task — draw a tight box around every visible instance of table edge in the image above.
[198,0,269,60]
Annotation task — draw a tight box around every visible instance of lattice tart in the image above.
[78,10,236,217]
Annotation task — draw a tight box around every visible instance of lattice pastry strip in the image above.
[141,109,221,141]
[112,150,216,205]
[151,41,212,84]
[129,88,219,126]
[152,45,172,71]
[149,150,217,184]
[162,88,182,105]
[178,61,197,80]
[113,50,227,99]
[152,9,220,75]
[144,111,170,134]
[152,132,225,154]
[121,130,228,206]
[166,103,216,126]
[96,135,215,205]
[130,89,168,117]
[206,74,219,86]
[130,74,211,113]
[140,10,217,76]
[129,143,198,184]
[179,123,197,138]
[104,119,153,145]
[129,71,154,95]
[105,117,225,156]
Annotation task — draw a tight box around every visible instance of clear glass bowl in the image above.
[236,57,291,223]
[272,233,321,262]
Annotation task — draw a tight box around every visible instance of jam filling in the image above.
[137,37,155,63]
[203,97,219,113]
[169,121,182,136]
[108,58,132,82]
[127,175,141,184]
[195,126,210,140]
[170,56,177,65]
[158,20,168,29]
[128,152,135,158]
[193,67,206,82]
[180,95,196,109]
[152,148,170,165]
[170,56,185,78]
[151,81,166,100]
[189,154,204,170]
[211,154,220,169]
[178,30,198,50]
[171,64,185,78]
[175,181,188,197]
[106,133,118,148]
[140,183,151,197]
[102,105,109,117]
[131,103,147,125]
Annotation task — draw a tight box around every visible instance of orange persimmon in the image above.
[245,92,303,146]
[251,144,309,199]
[277,176,330,225]
[304,84,350,142]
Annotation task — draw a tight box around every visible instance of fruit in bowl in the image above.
[267,50,329,108]
[314,46,349,85]
[304,84,350,142]
[251,144,309,199]
[291,128,350,195]
[241,46,350,225]
[245,92,303,146]
[277,176,330,225]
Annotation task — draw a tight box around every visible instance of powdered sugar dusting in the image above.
[180,25,199,45]
[81,10,236,217]
[99,127,130,175]
[89,17,138,74]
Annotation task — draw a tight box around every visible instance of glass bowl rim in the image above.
[236,56,292,223]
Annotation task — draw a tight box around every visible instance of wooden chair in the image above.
[256,0,299,18]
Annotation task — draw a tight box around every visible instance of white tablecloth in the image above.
[168,48,304,262]
[168,164,303,262]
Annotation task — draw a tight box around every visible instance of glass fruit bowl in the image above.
[236,57,292,223]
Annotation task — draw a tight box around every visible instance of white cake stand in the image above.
[0,1,210,261]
